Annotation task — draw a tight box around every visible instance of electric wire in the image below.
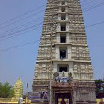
[0,4,46,28]
[0,25,42,42]
[0,22,43,40]
[80,0,94,5]
[85,20,104,28]
[0,40,40,52]
[0,0,103,36]
[0,16,43,38]
[0,0,104,49]
[0,0,102,29]
[0,0,102,27]
[83,1,104,12]
[80,0,90,3]
[81,0,100,9]
[80,0,104,12]
[1,18,104,42]
[0,20,104,52]
[0,9,45,30]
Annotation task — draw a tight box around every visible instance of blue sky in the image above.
[0,0,104,93]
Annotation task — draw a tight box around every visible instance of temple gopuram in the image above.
[31,0,96,104]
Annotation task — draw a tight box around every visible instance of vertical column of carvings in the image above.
[73,63,93,80]
[34,1,58,80]
[67,0,94,81]
[34,2,51,80]
[68,0,89,60]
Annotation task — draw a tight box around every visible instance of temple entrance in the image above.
[55,93,72,104]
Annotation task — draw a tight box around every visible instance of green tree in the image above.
[0,82,14,98]
[95,79,104,98]
[23,95,26,99]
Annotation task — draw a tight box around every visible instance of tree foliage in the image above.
[23,95,26,99]
[0,82,14,98]
[95,79,104,98]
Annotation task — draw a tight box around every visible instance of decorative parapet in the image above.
[52,81,78,88]
[52,81,96,88]
[0,98,31,104]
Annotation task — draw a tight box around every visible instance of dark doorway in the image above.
[60,50,66,59]
[55,93,72,104]
[60,36,66,43]
[59,66,67,72]
[62,7,65,12]
[61,25,66,31]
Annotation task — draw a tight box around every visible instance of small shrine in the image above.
[14,78,23,98]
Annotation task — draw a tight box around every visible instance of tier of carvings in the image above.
[71,46,90,61]
[73,62,93,72]
[33,81,49,86]
[70,33,87,45]
[73,62,93,80]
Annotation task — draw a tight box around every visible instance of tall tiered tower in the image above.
[32,0,96,104]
